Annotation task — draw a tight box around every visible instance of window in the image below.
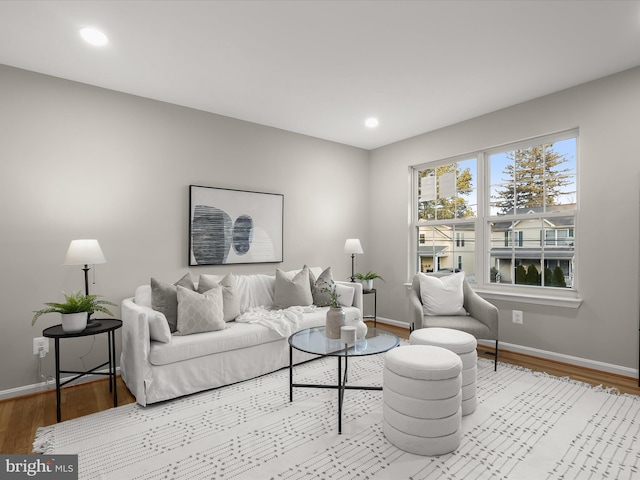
[413,130,577,294]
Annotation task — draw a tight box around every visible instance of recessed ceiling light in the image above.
[365,117,379,128]
[79,27,108,47]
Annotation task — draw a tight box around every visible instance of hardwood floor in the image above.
[1,323,638,454]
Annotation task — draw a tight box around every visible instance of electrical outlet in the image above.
[33,337,49,356]
[512,310,523,325]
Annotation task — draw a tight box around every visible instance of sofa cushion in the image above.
[198,272,241,321]
[309,266,333,306]
[175,285,225,335]
[419,272,467,316]
[273,266,313,309]
[151,273,196,332]
[148,306,362,366]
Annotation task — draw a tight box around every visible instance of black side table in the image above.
[363,288,377,327]
[43,318,122,422]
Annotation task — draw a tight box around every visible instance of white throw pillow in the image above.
[273,266,313,309]
[147,309,172,343]
[335,283,355,307]
[174,285,225,335]
[419,272,467,316]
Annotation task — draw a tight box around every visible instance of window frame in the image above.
[411,129,581,308]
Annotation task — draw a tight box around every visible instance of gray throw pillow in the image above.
[198,272,241,321]
[273,266,313,309]
[309,266,333,306]
[174,285,225,335]
[151,273,195,332]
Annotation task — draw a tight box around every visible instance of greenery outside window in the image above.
[413,130,578,297]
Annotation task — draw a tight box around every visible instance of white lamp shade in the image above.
[63,239,106,265]
[344,238,364,255]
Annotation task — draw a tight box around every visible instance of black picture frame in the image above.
[189,185,284,266]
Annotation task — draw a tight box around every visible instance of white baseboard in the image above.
[3,327,637,400]
[374,317,639,380]
[478,340,639,379]
[0,367,120,401]
[373,316,410,329]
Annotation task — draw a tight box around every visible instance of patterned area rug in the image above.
[33,353,640,479]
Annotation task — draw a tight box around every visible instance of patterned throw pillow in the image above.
[174,285,225,335]
[309,266,333,306]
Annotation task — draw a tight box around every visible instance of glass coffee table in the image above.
[288,326,399,434]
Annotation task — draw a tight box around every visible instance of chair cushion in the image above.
[422,315,493,339]
[418,272,467,316]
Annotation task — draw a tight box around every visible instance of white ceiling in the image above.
[1,0,639,150]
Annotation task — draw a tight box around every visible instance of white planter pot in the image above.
[361,279,373,291]
[61,312,87,333]
[325,307,346,339]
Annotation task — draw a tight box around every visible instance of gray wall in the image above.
[2,63,639,396]
[369,67,640,372]
[0,64,369,394]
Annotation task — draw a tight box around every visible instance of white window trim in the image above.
[411,129,582,308]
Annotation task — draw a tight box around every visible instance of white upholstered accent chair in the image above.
[409,273,499,370]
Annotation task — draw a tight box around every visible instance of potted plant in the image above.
[321,281,345,339]
[354,271,384,292]
[32,291,116,333]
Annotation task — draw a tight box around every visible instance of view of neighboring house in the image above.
[416,136,577,289]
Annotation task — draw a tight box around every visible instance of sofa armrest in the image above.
[463,282,499,340]
[335,280,363,317]
[120,298,154,406]
[409,275,424,330]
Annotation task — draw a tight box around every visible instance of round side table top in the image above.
[42,318,122,338]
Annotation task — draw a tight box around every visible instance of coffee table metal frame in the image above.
[288,326,399,434]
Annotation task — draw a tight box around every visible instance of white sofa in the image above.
[120,267,363,406]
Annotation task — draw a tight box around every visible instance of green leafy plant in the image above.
[354,271,385,282]
[32,291,116,326]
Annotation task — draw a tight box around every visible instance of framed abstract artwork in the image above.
[189,185,284,265]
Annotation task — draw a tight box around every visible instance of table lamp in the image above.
[344,238,363,282]
[63,239,106,296]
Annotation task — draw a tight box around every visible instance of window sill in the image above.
[473,288,583,309]
[403,282,583,309]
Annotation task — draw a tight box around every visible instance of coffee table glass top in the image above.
[289,326,399,357]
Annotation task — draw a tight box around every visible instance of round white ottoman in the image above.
[410,328,478,415]
[383,345,462,456]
